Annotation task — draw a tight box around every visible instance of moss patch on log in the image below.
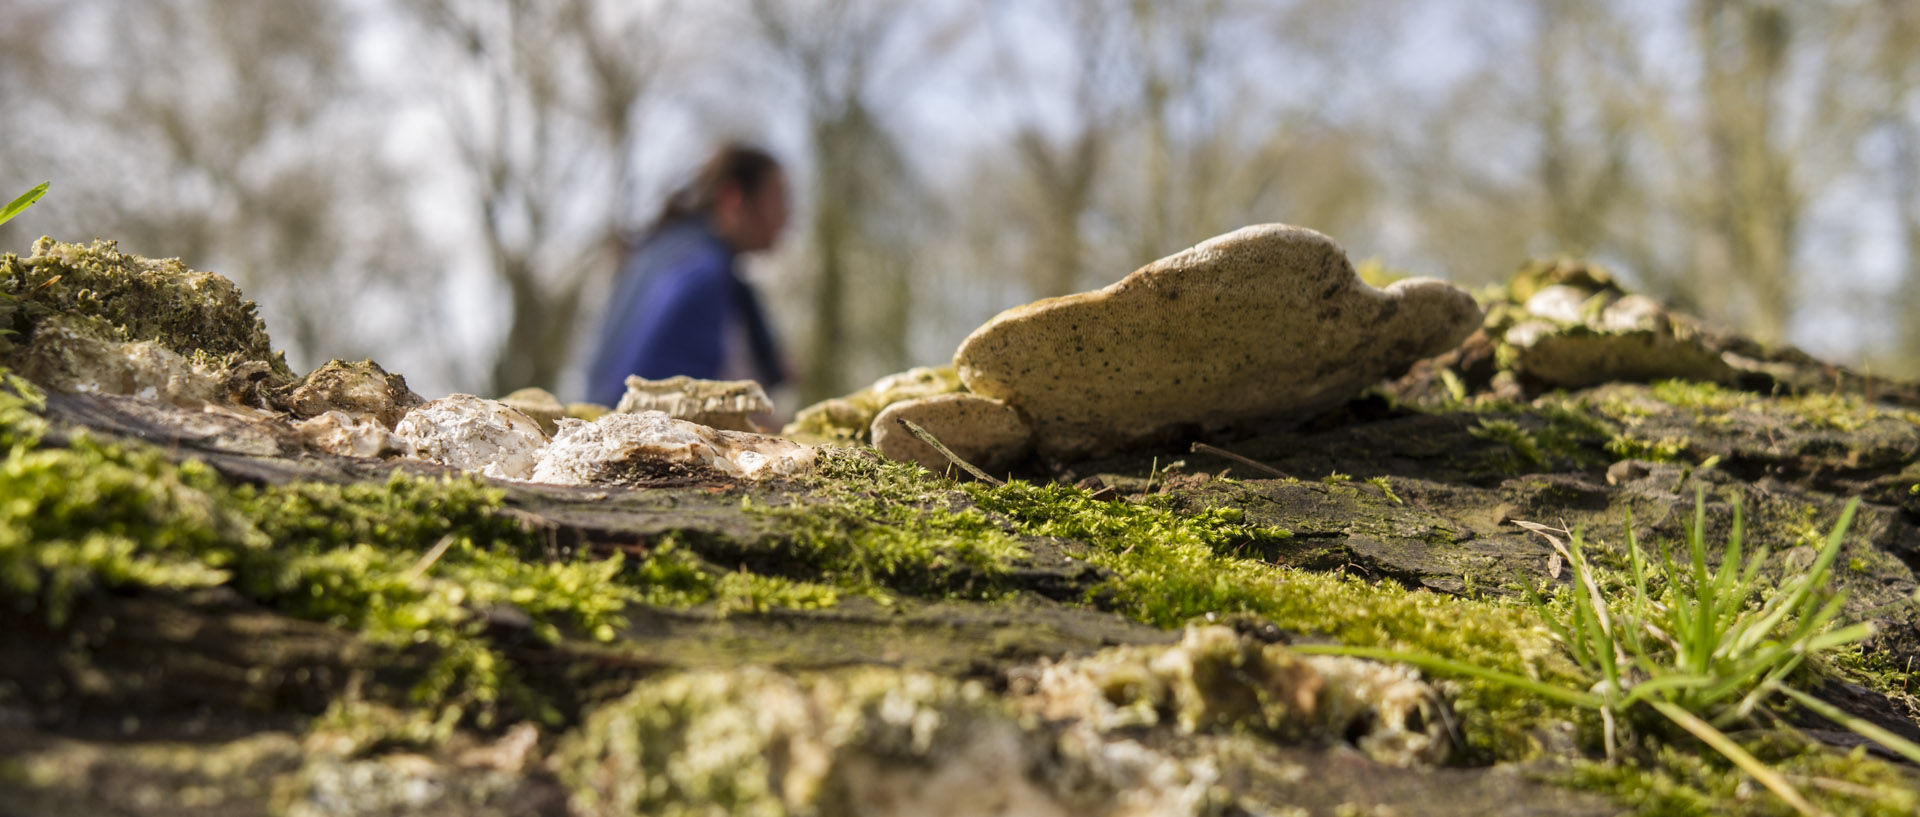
[0,238,289,376]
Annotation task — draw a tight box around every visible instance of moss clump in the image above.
[965,478,1583,762]
[1565,741,1920,817]
[0,370,641,724]
[0,238,289,376]
[794,460,1574,767]
[1413,393,1618,473]
[0,373,260,625]
[1469,418,1545,468]
[785,455,1572,763]
[1646,379,1920,432]
[2,388,1032,726]
[1605,434,1690,463]
[1505,256,1624,305]
[625,537,843,613]
[733,449,1027,602]
[555,666,1021,817]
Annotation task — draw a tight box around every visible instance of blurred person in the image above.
[582,143,792,407]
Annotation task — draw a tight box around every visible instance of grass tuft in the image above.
[1301,485,1888,815]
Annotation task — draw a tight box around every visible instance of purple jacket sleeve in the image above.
[586,244,732,406]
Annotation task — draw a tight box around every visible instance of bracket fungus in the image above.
[955,224,1483,457]
[529,410,815,484]
[614,375,773,432]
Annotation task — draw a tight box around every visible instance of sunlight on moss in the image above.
[745,448,1028,600]
[1649,379,1919,432]
[0,370,639,724]
[966,478,1583,761]
[1605,434,1690,462]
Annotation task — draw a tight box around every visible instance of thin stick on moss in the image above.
[1189,442,1286,478]
[405,534,458,584]
[896,418,1003,485]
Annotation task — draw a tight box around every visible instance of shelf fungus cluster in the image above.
[373,383,812,484]
[797,224,1485,471]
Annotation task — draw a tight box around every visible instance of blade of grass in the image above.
[1801,622,1874,654]
[1775,684,1920,766]
[1742,500,1858,652]
[1662,544,1697,661]
[1616,672,1718,706]
[1730,653,1807,721]
[1522,580,1588,666]
[1289,644,1602,709]
[1707,500,1746,642]
[1647,699,1822,817]
[0,182,49,226]
[1688,486,1718,678]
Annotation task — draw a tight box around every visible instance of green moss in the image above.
[0,378,264,626]
[1651,380,1754,415]
[723,449,1027,603]
[0,238,290,376]
[3,393,1013,727]
[1366,476,1404,505]
[1783,391,1920,432]
[1647,379,1917,432]
[777,451,1576,768]
[1430,395,1616,471]
[966,478,1584,762]
[1470,418,1544,469]
[627,537,842,613]
[1566,741,1920,817]
[0,370,642,724]
[1828,648,1920,704]
[1606,434,1690,463]
[1537,396,1621,444]
[555,666,1012,817]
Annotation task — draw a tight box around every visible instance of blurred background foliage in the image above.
[2,0,1917,404]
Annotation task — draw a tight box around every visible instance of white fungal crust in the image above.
[1016,625,1453,768]
[13,317,226,408]
[614,375,773,432]
[294,410,408,459]
[394,394,549,480]
[530,410,815,485]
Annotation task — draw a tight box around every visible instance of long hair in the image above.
[648,142,782,236]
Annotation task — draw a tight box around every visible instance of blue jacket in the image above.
[583,220,785,406]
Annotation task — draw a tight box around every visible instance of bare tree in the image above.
[400,0,676,395]
[1857,2,1920,376]
[740,0,959,402]
[0,0,427,376]
[984,0,1136,298]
